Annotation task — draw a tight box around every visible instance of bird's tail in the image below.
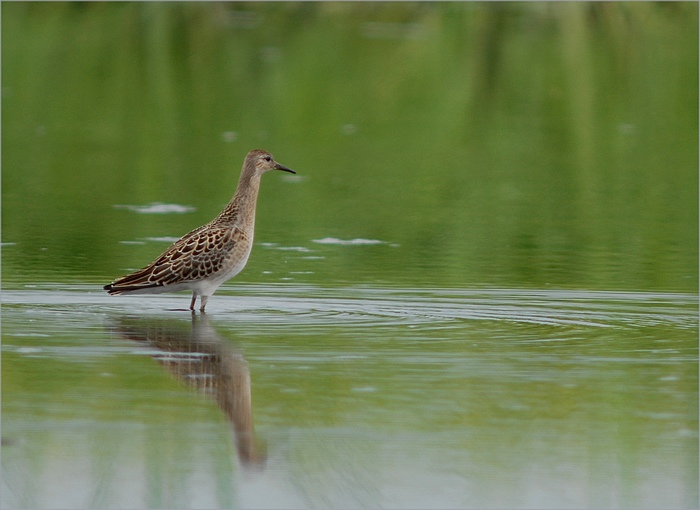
[104,268,162,294]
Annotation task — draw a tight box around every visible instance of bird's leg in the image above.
[190,293,197,311]
[199,295,208,312]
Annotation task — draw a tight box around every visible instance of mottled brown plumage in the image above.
[104,149,295,311]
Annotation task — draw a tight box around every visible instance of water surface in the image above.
[2,285,697,508]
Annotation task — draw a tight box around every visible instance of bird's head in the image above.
[247,149,295,175]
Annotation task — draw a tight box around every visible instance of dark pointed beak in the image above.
[275,163,296,174]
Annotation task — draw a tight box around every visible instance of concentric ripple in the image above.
[3,284,696,333]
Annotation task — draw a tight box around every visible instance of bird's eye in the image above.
[264,155,272,162]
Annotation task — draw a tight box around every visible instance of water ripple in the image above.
[2,285,696,332]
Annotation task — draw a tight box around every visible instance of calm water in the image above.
[2,285,698,508]
[2,3,698,509]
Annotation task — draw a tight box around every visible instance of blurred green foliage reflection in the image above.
[2,2,697,291]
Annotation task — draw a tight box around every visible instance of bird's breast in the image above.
[219,229,254,279]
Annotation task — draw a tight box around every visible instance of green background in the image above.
[2,4,698,509]
[2,2,697,291]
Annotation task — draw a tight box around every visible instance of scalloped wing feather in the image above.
[104,227,244,294]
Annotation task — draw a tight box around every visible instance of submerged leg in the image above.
[200,295,209,312]
[189,293,197,311]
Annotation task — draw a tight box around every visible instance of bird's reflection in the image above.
[109,313,265,469]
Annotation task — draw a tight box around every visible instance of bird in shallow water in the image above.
[104,149,295,312]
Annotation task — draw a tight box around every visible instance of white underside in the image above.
[187,247,252,297]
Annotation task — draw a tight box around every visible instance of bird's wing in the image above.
[106,227,242,292]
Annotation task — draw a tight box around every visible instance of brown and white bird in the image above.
[104,149,295,311]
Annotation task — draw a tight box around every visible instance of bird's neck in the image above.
[215,172,261,231]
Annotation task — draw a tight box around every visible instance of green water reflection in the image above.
[2,2,697,291]
[1,287,698,508]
